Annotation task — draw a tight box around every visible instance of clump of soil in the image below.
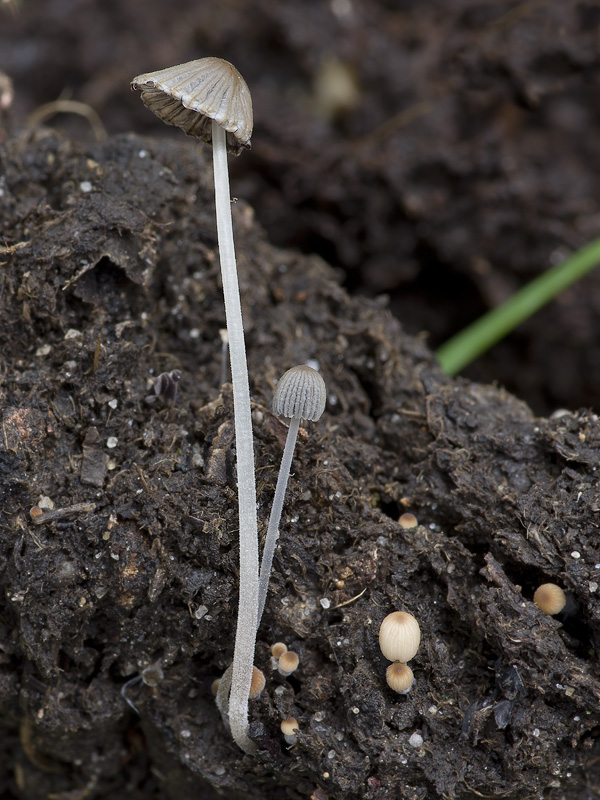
[0,126,599,800]
[2,0,600,414]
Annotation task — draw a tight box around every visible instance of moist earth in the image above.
[0,126,599,800]
[1,0,600,414]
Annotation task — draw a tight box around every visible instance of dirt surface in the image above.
[1,118,600,800]
[2,2,600,798]
[1,0,600,414]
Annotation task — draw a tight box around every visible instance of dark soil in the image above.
[1,2,600,799]
[1,122,600,800]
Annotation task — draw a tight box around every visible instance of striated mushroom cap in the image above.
[385,662,414,694]
[131,57,253,155]
[379,611,421,663]
[533,583,566,616]
[272,365,327,422]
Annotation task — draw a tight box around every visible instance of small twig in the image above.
[333,587,367,609]
[92,332,102,373]
[31,502,96,526]
[0,240,28,255]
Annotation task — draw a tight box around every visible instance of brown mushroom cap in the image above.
[271,642,288,659]
[398,513,418,530]
[131,57,253,155]
[533,583,566,615]
[280,717,299,736]
[278,650,300,676]
[248,666,266,699]
[386,662,414,694]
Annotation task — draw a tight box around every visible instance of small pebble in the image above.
[408,733,423,749]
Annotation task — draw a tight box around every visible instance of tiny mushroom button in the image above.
[533,583,566,616]
[379,611,421,663]
[386,662,414,694]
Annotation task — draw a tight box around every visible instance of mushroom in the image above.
[533,583,566,616]
[270,641,288,670]
[277,650,300,677]
[379,611,421,663]
[385,662,414,694]
[248,666,266,699]
[271,642,288,659]
[131,57,258,755]
[398,512,418,530]
[280,717,300,745]
[257,365,327,624]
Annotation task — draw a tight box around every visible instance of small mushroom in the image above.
[248,666,266,699]
[132,58,258,755]
[398,512,418,530]
[141,659,164,688]
[533,583,566,616]
[278,651,300,677]
[385,662,414,694]
[379,611,421,663]
[257,365,327,624]
[280,717,299,745]
[271,642,288,659]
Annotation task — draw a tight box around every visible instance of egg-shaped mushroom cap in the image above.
[379,611,421,663]
[131,57,253,155]
[533,583,566,616]
[386,662,414,694]
[272,365,327,422]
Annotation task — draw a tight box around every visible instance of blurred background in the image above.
[1,0,599,415]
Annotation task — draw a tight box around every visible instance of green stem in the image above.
[436,237,600,376]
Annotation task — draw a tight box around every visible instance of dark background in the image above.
[2,0,600,415]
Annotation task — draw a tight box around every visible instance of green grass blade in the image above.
[436,236,600,376]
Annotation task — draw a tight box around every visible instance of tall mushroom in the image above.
[257,365,327,625]
[131,58,258,754]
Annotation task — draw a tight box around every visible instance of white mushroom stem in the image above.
[211,119,258,755]
[257,416,300,626]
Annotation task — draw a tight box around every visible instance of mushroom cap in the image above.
[398,512,418,530]
[379,611,421,663]
[280,717,299,736]
[385,662,414,694]
[272,365,327,422]
[533,583,566,615]
[278,650,300,676]
[131,57,253,155]
[249,666,266,699]
[271,642,288,659]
